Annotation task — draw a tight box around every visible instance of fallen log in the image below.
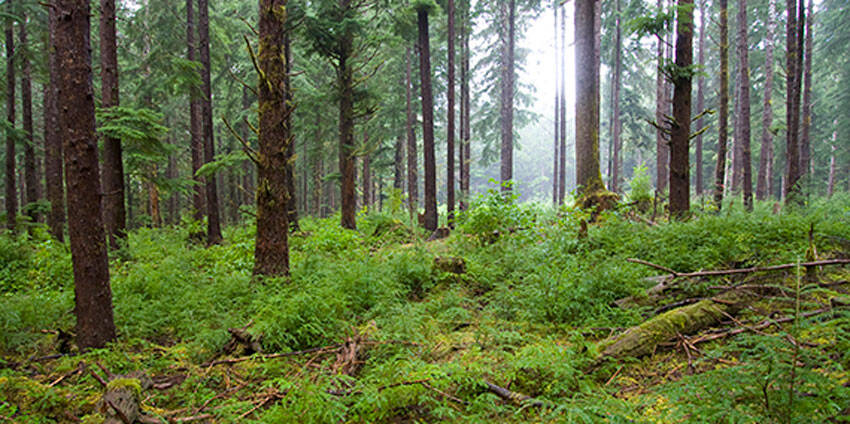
[483,381,545,407]
[627,258,850,280]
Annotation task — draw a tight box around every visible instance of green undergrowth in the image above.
[1,194,849,422]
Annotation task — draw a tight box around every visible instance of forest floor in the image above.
[2,193,850,423]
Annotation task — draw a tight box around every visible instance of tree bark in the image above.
[460,1,471,211]
[499,0,516,192]
[736,0,753,210]
[799,0,813,185]
[198,0,222,243]
[694,0,706,196]
[417,8,437,232]
[405,47,418,217]
[609,0,623,194]
[44,6,65,240]
[447,0,456,221]
[756,0,776,201]
[362,151,371,212]
[284,32,298,230]
[338,0,356,230]
[558,4,567,203]
[20,14,39,224]
[553,1,560,205]
[100,0,126,247]
[254,0,291,277]
[393,133,404,193]
[713,0,730,209]
[827,122,837,197]
[55,0,117,349]
[655,0,669,196]
[575,0,605,197]
[668,0,693,218]
[5,0,16,232]
[783,0,802,203]
[187,0,204,221]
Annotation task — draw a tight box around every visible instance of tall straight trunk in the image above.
[799,0,813,182]
[312,112,322,215]
[756,0,776,201]
[783,0,802,202]
[499,0,516,191]
[827,122,837,197]
[45,7,65,240]
[284,33,298,230]
[362,152,371,212]
[100,0,126,247]
[736,0,753,210]
[609,0,623,194]
[393,133,404,192]
[187,0,204,221]
[694,0,706,195]
[655,0,669,195]
[198,0,222,243]
[669,0,694,218]
[552,0,560,205]
[417,8,437,231]
[713,0,730,209]
[254,0,290,277]
[447,0,456,221]
[558,4,567,203]
[166,144,178,225]
[575,0,604,197]
[338,0,356,230]
[55,0,116,349]
[241,86,254,207]
[460,1,471,210]
[405,47,418,216]
[20,15,39,223]
[147,165,161,227]
[5,0,16,232]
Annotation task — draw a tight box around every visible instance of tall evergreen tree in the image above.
[669,0,694,217]
[5,0,16,232]
[713,0,730,209]
[20,13,39,224]
[416,1,437,231]
[198,0,223,243]
[499,0,516,191]
[756,0,776,200]
[575,0,605,200]
[100,0,126,247]
[44,6,65,241]
[735,0,753,210]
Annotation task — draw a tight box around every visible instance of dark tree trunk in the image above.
[100,0,126,247]
[338,0,356,230]
[417,8,437,231]
[55,0,116,349]
[736,0,753,210]
[447,0,456,221]
[166,143,178,225]
[187,0,204,221]
[312,112,322,215]
[553,1,560,205]
[20,14,39,224]
[460,0,471,210]
[198,0,222,243]
[394,134,404,193]
[45,6,65,240]
[499,0,516,191]
[783,0,802,203]
[799,0,813,184]
[655,0,669,195]
[713,0,730,209]
[609,0,623,194]
[284,33,298,230]
[575,0,605,198]
[694,0,706,196]
[5,0,16,232]
[558,4,567,203]
[405,47,419,217]
[362,151,371,212]
[241,86,254,207]
[669,0,694,218]
[756,0,776,201]
[827,122,836,197]
[254,0,291,277]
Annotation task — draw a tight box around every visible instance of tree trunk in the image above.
[460,1,471,211]
[187,0,204,221]
[284,32,298,230]
[418,8,437,232]
[756,0,776,201]
[784,0,802,203]
[394,134,404,193]
[100,0,126,247]
[575,0,605,198]
[558,4,567,204]
[447,0,456,221]
[799,0,813,186]
[827,122,837,197]
[198,0,222,243]
[499,0,516,191]
[338,1,356,230]
[609,0,623,194]
[254,0,291,277]
[20,14,39,224]
[43,82,65,239]
[55,0,116,349]
[736,0,753,210]
[713,0,730,209]
[553,0,560,205]
[694,0,706,196]
[668,0,693,218]
[5,0,16,232]
[362,151,371,212]
[405,47,418,217]
[241,86,254,207]
[655,0,669,196]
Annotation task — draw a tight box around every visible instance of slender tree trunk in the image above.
[695,0,706,196]
[394,133,404,193]
[669,0,694,217]
[45,7,65,240]
[417,8,437,231]
[460,1,471,210]
[187,0,204,221]
[20,15,39,224]
[362,148,371,212]
[198,0,222,243]
[5,0,16,232]
[655,0,669,196]
[553,0,560,205]
[284,33,298,230]
[100,0,126,247]
[447,0,456,221]
[713,0,730,209]
[558,4,567,203]
[499,0,516,191]
[405,47,418,216]
[756,0,776,201]
[254,0,290,277]
[827,121,837,197]
[610,0,623,194]
[799,0,813,184]
[736,0,753,210]
[784,0,802,203]
[575,0,604,198]
[55,0,116,349]
[338,1,356,230]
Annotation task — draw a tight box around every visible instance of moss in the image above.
[105,378,142,397]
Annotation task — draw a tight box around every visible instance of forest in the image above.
[1,0,849,421]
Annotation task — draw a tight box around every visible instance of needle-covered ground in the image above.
[2,192,849,423]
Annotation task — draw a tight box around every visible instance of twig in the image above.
[483,381,545,407]
[173,414,214,423]
[626,258,679,277]
[49,361,86,387]
[200,344,341,368]
[90,369,108,388]
[628,258,850,280]
[104,397,132,424]
[421,382,468,405]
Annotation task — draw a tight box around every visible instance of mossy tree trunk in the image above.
[712,0,730,209]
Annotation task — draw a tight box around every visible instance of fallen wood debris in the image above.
[626,258,850,280]
[483,381,545,408]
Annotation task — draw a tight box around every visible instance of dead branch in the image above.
[483,381,545,407]
[627,258,850,280]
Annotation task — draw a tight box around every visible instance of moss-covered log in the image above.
[598,290,754,360]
